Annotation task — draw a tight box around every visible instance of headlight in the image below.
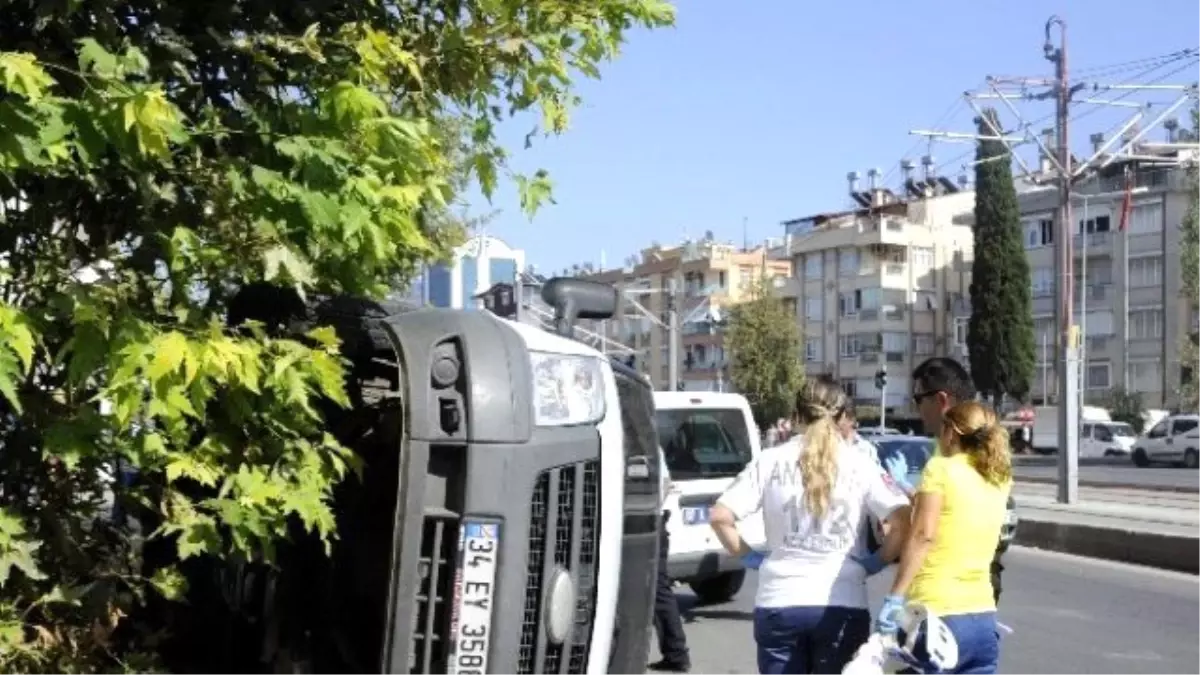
[530,351,606,427]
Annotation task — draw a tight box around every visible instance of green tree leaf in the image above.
[0,1,674,666]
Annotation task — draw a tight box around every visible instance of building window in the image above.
[1078,214,1111,234]
[1128,360,1162,392]
[838,291,859,317]
[953,317,969,347]
[1031,267,1054,297]
[882,332,907,353]
[1128,309,1163,340]
[911,247,935,270]
[839,249,859,277]
[805,297,823,321]
[804,255,823,279]
[1128,256,1163,287]
[913,333,935,355]
[489,258,517,287]
[739,267,754,289]
[805,338,822,362]
[1128,203,1162,234]
[913,290,937,312]
[1033,316,1054,345]
[718,270,728,288]
[839,334,861,358]
[1024,218,1055,248]
[859,287,882,310]
[1085,363,1111,390]
[840,378,857,398]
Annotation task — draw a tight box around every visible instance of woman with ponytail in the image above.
[710,377,912,674]
[876,401,1013,674]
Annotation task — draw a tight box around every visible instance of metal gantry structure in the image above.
[910,20,1199,504]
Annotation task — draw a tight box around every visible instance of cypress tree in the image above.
[967,108,1037,406]
[1178,106,1199,409]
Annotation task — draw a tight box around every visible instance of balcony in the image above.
[1073,231,1113,253]
[1074,283,1112,304]
[860,352,879,364]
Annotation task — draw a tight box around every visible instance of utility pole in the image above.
[667,278,680,391]
[911,29,1195,491]
[1045,16,1080,504]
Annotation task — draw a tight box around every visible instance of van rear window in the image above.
[655,408,753,480]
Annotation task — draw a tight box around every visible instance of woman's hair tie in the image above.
[961,425,992,450]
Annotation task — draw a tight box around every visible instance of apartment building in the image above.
[777,176,976,414]
[1020,156,1197,408]
[582,237,792,391]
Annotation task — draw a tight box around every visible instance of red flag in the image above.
[1118,166,1134,232]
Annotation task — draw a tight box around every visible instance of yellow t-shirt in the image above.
[906,451,1012,615]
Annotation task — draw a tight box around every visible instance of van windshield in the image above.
[655,408,753,480]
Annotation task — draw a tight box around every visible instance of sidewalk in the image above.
[1012,483,1199,574]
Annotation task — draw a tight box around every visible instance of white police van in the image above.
[167,279,658,674]
[654,391,765,603]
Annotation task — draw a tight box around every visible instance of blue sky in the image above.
[472,1,1200,273]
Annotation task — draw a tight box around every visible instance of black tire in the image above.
[1133,448,1150,468]
[689,570,745,605]
[1184,449,1199,469]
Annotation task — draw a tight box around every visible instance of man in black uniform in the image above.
[909,357,1009,604]
[649,447,690,673]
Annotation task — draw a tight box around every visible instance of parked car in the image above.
[1132,414,1200,468]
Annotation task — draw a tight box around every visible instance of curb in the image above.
[1015,475,1200,494]
[1014,518,1199,574]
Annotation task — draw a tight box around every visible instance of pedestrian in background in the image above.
[875,401,1013,675]
[649,446,691,673]
[708,378,912,674]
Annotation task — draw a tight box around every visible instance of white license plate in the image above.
[449,521,500,675]
[682,506,709,525]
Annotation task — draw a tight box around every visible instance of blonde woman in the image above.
[710,377,912,674]
[877,401,1013,675]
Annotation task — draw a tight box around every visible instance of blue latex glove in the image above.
[740,550,766,570]
[883,454,915,494]
[851,551,889,577]
[875,594,906,635]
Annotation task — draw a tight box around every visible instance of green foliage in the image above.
[725,279,804,427]
[0,0,673,669]
[1179,105,1199,411]
[967,107,1037,404]
[1107,386,1147,433]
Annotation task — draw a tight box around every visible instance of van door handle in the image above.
[627,456,651,479]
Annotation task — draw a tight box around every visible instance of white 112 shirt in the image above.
[716,436,908,609]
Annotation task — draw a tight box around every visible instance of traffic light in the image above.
[874,367,888,390]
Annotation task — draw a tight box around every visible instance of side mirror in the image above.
[541,277,618,337]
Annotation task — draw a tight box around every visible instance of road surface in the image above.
[665,547,1199,674]
[1013,457,1198,492]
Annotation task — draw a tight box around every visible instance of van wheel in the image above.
[1184,449,1199,469]
[689,570,745,605]
[1133,448,1150,468]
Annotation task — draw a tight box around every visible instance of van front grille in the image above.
[410,510,458,673]
[517,461,600,674]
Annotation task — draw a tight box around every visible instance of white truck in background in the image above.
[1029,405,1138,458]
